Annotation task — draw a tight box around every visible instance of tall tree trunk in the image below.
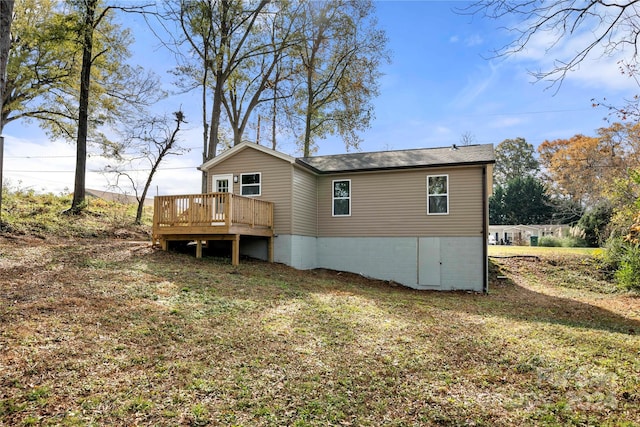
[271,81,277,150]
[207,76,223,159]
[70,0,96,213]
[0,0,14,225]
[201,62,209,193]
[0,0,14,135]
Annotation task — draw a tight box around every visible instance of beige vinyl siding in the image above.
[317,166,484,237]
[204,147,293,234]
[292,167,317,236]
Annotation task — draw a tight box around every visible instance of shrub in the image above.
[538,236,588,248]
[602,236,640,291]
[615,243,640,291]
[559,236,589,248]
[538,236,561,247]
[603,236,626,271]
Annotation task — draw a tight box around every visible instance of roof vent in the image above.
[450,143,458,151]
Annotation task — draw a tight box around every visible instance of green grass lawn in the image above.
[489,244,601,257]
[1,237,638,426]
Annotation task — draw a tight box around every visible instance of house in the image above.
[489,224,570,245]
[154,142,495,292]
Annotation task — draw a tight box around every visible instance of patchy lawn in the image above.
[1,236,639,426]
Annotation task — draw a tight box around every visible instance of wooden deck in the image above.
[152,193,274,265]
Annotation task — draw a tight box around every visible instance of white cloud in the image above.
[449,61,502,109]
[465,34,484,47]
[488,116,527,129]
[507,25,638,92]
[2,127,203,197]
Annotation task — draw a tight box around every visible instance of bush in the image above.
[615,244,640,291]
[602,237,640,291]
[603,236,626,270]
[538,236,561,247]
[560,236,589,248]
[538,236,588,248]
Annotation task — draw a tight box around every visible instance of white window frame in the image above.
[332,179,351,217]
[240,172,261,196]
[427,174,449,215]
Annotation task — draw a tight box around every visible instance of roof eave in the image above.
[297,159,496,175]
[200,141,296,170]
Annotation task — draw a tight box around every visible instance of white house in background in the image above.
[489,224,570,245]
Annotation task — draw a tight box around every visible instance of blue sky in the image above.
[3,1,635,195]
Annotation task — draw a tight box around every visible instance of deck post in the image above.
[196,240,202,259]
[226,194,232,228]
[232,234,240,266]
[161,239,168,251]
[268,236,274,263]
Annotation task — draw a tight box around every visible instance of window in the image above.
[427,175,448,215]
[240,173,261,196]
[332,179,351,216]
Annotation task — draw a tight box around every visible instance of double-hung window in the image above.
[240,173,261,196]
[332,179,351,216]
[427,175,448,215]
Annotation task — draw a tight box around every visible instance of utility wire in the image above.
[4,166,198,173]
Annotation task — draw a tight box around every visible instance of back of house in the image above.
[199,142,495,291]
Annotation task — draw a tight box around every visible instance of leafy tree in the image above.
[295,0,389,156]
[493,137,539,188]
[489,183,506,225]
[3,0,162,212]
[4,1,160,140]
[539,134,602,207]
[539,122,640,210]
[577,203,613,247]
[2,0,75,134]
[603,171,640,289]
[490,176,554,225]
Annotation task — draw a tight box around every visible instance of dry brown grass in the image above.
[1,236,639,426]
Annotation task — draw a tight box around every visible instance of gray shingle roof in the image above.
[296,144,495,173]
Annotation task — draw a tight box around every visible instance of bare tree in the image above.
[460,131,476,146]
[177,0,269,159]
[221,1,303,148]
[464,1,640,86]
[106,111,187,224]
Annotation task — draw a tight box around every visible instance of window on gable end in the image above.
[240,173,261,196]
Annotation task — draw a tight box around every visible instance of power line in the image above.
[4,166,198,173]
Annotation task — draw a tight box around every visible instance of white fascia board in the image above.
[199,141,296,171]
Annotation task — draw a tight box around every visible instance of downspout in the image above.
[482,165,489,293]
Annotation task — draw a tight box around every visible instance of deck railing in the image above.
[153,193,274,230]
